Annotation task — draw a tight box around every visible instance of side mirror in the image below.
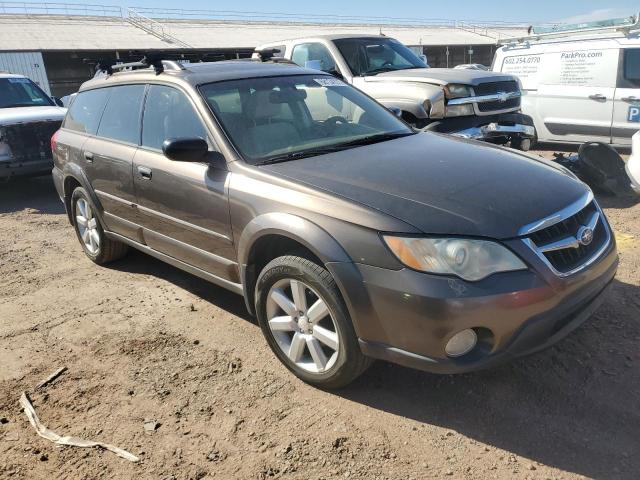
[52,96,64,107]
[162,137,209,162]
[325,68,343,80]
[388,106,403,118]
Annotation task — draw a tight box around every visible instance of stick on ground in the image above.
[36,367,67,390]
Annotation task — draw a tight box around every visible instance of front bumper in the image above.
[0,158,53,179]
[452,122,536,141]
[431,112,536,143]
[329,233,617,374]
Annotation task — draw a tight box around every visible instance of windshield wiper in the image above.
[1,103,44,109]
[363,66,423,76]
[256,146,343,165]
[256,132,413,166]
[333,132,414,148]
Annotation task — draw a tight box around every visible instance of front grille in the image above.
[477,97,521,112]
[527,201,609,274]
[473,80,521,113]
[1,121,61,163]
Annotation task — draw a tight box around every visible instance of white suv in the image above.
[493,14,640,147]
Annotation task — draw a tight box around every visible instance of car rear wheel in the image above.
[255,255,372,389]
[71,187,128,264]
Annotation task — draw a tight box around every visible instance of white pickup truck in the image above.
[256,35,536,150]
[0,72,66,180]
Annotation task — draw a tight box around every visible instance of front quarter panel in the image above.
[352,78,444,119]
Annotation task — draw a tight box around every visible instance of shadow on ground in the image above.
[0,176,65,214]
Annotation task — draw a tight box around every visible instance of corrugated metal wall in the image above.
[0,52,51,95]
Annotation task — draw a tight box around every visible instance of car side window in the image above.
[96,85,145,144]
[623,49,640,87]
[63,88,110,135]
[291,43,337,73]
[142,85,208,151]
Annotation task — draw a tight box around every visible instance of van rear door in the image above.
[611,48,640,146]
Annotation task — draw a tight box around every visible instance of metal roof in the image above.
[0,12,527,52]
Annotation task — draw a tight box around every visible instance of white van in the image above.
[493,15,640,147]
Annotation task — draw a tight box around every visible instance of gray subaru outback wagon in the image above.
[51,58,618,388]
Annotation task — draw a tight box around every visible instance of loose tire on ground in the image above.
[255,255,372,389]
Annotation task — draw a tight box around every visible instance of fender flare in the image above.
[237,212,352,314]
[61,163,106,229]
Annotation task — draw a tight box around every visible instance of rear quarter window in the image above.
[63,88,110,135]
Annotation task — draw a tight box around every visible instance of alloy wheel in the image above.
[266,278,340,373]
[76,198,100,254]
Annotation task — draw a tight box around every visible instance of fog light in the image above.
[445,329,477,357]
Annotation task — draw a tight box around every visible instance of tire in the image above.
[255,255,372,389]
[71,187,128,264]
[511,137,533,151]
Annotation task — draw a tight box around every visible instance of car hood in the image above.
[363,68,516,86]
[0,106,66,126]
[261,132,589,239]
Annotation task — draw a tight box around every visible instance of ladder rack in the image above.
[501,13,640,44]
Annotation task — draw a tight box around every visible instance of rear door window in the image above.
[96,85,146,144]
[63,88,110,135]
[141,85,208,151]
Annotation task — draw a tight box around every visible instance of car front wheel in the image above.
[255,255,371,389]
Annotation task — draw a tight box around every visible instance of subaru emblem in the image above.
[577,226,594,246]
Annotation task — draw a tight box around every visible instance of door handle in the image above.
[137,166,152,179]
[622,96,640,103]
[588,94,607,101]
[84,151,94,162]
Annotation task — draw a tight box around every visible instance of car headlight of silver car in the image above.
[383,236,527,281]
[445,84,473,99]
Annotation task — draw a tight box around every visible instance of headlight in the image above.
[445,104,475,117]
[445,84,473,99]
[0,140,12,162]
[383,236,527,281]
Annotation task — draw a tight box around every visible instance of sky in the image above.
[69,0,638,24]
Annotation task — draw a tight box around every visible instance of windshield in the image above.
[334,38,427,76]
[0,77,54,108]
[200,74,413,164]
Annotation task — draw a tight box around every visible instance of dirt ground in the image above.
[1,149,639,480]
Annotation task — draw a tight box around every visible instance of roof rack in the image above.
[89,55,187,76]
[251,48,294,64]
[501,12,640,44]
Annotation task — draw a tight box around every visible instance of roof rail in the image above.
[501,12,640,44]
[89,55,187,76]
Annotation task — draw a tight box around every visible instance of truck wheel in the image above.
[511,137,533,151]
[71,187,128,264]
[255,255,372,389]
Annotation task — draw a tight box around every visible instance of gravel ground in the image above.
[1,150,639,480]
